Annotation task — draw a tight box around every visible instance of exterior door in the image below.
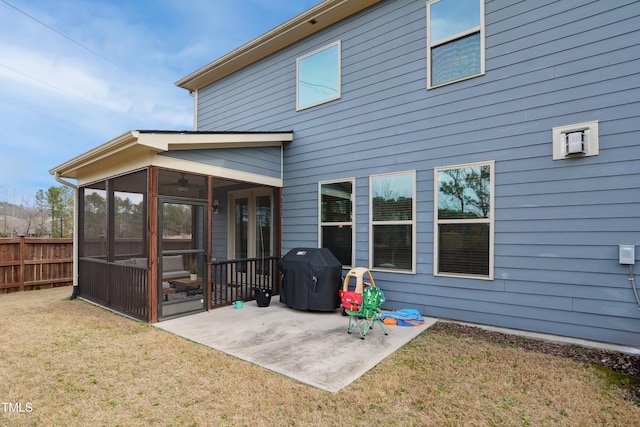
[229,189,272,286]
[158,200,207,319]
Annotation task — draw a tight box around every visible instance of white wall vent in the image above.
[563,129,588,155]
[552,120,599,160]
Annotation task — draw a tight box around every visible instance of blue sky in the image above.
[0,0,320,204]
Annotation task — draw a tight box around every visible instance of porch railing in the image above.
[77,256,281,318]
[79,258,148,321]
[210,257,280,308]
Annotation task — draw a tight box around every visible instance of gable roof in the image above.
[175,0,381,92]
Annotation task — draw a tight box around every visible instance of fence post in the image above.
[19,234,25,292]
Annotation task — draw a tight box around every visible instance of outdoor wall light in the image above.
[212,199,220,214]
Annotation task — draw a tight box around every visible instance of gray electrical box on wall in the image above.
[619,245,635,265]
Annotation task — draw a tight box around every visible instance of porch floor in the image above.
[154,297,435,393]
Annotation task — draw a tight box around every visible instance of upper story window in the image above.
[434,161,494,279]
[370,171,416,273]
[427,0,484,88]
[296,41,341,110]
[319,179,354,267]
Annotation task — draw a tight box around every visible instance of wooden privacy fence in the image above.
[0,237,73,294]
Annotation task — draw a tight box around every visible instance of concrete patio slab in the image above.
[155,298,435,393]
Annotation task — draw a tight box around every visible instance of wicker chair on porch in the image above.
[345,286,388,339]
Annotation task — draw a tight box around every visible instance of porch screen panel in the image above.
[113,170,147,259]
[82,184,107,259]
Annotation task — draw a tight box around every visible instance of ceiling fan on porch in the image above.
[177,173,189,192]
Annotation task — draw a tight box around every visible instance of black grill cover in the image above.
[279,248,342,311]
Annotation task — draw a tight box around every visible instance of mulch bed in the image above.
[429,322,640,404]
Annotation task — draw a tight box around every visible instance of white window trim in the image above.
[426,0,486,89]
[296,40,342,111]
[318,178,355,268]
[369,170,417,274]
[433,160,494,280]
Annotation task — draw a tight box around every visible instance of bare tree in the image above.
[0,185,16,237]
[35,189,51,237]
[20,196,37,236]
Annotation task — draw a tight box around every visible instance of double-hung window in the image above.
[370,171,416,273]
[427,0,484,88]
[434,161,494,279]
[297,41,341,110]
[319,179,354,267]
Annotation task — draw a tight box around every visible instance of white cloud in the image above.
[0,39,192,126]
[0,0,321,200]
[1,43,122,109]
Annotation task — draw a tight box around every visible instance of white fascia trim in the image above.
[136,132,293,151]
[49,131,139,177]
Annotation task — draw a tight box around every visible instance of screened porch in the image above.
[50,130,291,322]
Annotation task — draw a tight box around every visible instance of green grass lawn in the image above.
[1,286,638,426]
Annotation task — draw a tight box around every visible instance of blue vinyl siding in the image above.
[195,0,640,346]
[160,146,281,179]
